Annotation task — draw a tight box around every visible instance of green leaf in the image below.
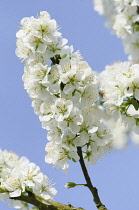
[130,98,139,111]
[135,118,139,126]
[62,54,67,58]
[71,158,77,162]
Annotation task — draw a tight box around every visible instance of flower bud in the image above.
[65,182,77,189]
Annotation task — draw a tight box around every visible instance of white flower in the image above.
[99,61,139,134]
[47,126,63,144]
[21,163,44,187]
[0,149,57,203]
[52,98,73,121]
[9,200,29,210]
[0,193,9,202]
[1,170,25,197]
[33,175,57,200]
[45,142,70,172]
[94,0,139,62]
[43,64,61,94]
[16,10,112,171]
[16,11,61,63]
[81,84,99,107]
[0,149,19,168]
[45,142,79,173]
[58,107,83,134]
[94,0,116,28]
[74,131,89,147]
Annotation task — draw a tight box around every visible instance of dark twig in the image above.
[77,147,108,210]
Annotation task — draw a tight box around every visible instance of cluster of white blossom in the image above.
[94,0,116,28]
[0,149,57,209]
[108,118,139,149]
[89,105,131,149]
[16,11,113,172]
[94,0,139,62]
[99,61,139,136]
[108,119,129,149]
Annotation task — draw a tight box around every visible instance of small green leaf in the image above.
[62,54,67,58]
[71,158,77,162]
[130,98,139,111]
[135,118,139,126]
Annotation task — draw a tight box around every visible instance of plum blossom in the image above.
[99,61,139,134]
[0,149,57,209]
[94,0,139,62]
[16,11,113,171]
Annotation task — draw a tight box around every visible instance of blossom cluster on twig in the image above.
[94,0,139,148]
[94,0,139,62]
[0,149,57,210]
[16,11,113,173]
[99,62,139,134]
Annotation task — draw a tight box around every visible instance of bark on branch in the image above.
[11,193,84,210]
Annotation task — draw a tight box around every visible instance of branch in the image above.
[77,147,108,210]
[11,193,84,210]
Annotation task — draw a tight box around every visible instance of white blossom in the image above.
[16,11,113,171]
[99,61,139,134]
[94,0,139,62]
[0,149,57,209]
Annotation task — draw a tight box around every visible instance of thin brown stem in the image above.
[77,147,108,210]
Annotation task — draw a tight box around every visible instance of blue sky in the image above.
[1,0,139,210]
